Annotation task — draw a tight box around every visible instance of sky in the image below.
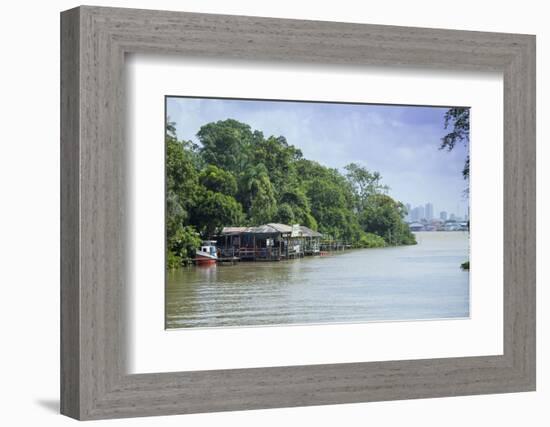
[166,97,470,218]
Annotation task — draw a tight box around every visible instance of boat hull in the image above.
[196,257,216,266]
[195,252,217,266]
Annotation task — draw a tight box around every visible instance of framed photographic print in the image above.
[163,97,470,330]
[61,5,536,420]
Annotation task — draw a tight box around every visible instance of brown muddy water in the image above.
[166,231,469,329]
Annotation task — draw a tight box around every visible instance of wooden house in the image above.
[218,223,323,261]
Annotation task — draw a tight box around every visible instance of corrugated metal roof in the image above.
[266,223,293,233]
[221,225,281,234]
[221,226,249,234]
[221,223,323,238]
[299,225,323,238]
[249,224,279,234]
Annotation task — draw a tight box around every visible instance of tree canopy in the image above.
[166,118,416,267]
[440,107,470,181]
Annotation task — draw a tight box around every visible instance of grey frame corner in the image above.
[61,5,536,420]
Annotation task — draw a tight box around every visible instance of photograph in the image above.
[47,2,540,421]
[165,96,471,329]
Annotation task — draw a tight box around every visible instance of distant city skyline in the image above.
[406,201,469,223]
[167,97,470,214]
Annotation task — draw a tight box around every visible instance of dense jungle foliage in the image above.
[166,119,416,267]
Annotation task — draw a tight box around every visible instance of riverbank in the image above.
[171,234,416,269]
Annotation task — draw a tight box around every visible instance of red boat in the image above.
[195,241,218,266]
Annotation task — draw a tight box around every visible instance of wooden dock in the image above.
[206,223,351,264]
[216,257,239,265]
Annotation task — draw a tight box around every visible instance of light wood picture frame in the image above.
[60,5,536,420]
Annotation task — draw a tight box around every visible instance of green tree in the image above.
[278,187,317,229]
[360,194,416,245]
[343,164,414,246]
[251,135,302,190]
[166,133,199,208]
[274,203,295,224]
[167,225,202,268]
[166,116,418,268]
[166,119,203,267]
[193,189,244,237]
[196,119,256,175]
[199,164,237,196]
[440,108,470,267]
[356,232,387,248]
[238,164,277,224]
[441,107,470,180]
[344,163,388,210]
[297,159,361,241]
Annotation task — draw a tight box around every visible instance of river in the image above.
[166,231,469,329]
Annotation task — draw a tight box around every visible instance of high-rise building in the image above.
[412,206,422,222]
[440,211,448,221]
[425,203,434,221]
[418,205,425,221]
[450,213,456,221]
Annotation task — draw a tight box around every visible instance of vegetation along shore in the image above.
[166,119,416,268]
